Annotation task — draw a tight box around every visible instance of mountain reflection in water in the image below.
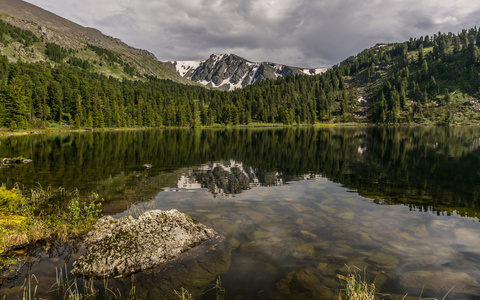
[1,127,480,299]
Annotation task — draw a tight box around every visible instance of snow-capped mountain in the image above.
[166,54,328,91]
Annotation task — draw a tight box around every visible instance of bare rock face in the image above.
[72,209,217,278]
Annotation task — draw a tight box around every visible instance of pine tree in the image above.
[85,112,93,128]
[74,114,81,128]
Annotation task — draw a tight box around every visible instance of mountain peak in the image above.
[167,53,328,90]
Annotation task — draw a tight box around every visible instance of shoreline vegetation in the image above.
[0,184,102,255]
[1,121,479,138]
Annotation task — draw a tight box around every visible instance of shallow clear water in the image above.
[1,127,480,299]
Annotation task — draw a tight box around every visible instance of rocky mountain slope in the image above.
[0,0,188,82]
[166,53,328,90]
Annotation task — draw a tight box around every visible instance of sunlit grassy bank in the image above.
[2,120,479,140]
[0,184,103,254]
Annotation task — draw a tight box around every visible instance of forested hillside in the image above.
[0,0,188,83]
[1,17,480,129]
[340,28,480,123]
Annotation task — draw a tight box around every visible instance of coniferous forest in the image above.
[1,18,480,130]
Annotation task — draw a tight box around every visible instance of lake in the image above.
[1,126,480,299]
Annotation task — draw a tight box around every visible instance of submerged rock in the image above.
[275,268,334,300]
[133,234,232,299]
[399,269,480,296]
[72,209,217,278]
[367,253,399,269]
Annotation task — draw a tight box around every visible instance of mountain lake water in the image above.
[1,126,480,299]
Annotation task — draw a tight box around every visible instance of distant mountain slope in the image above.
[333,30,480,124]
[166,54,328,90]
[0,0,189,83]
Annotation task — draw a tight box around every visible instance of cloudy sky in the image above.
[24,0,480,68]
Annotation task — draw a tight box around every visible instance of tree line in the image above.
[1,18,480,129]
[0,56,354,129]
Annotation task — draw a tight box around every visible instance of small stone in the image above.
[323,263,341,276]
[290,203,311,212]
[367,253,399,269]
[339,258,370,273]
[254,230,272,240]
[299,230,318,241]
[205,214,222,220]
[338,211,356,220]
[230,238,240,250]
[361,221,372,227]
[335,243,355,255]
[316,262,328,272]
[266,263,277,275]
[372,272,389,290]
[317,204,337,214]
[276,268,333,300]
[398,231,417,241]
[322,277,340,289]
[406,224,428,237]
[242,208,267,223]
[358,232,374,244]
[370,234,388,242]
[294,218,305,225]
[313,241,330,250]
[291,243,316,259]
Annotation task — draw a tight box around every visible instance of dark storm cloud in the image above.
[24,0,480,67]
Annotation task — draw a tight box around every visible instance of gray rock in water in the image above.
[72,209,217,278]
[0,157,32,164]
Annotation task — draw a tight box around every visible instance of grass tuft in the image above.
[339,267,376,300]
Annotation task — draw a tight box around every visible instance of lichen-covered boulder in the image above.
[72,209,217,278]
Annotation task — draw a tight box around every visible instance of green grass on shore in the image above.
[0,121,385,137]
[0,184,103,254]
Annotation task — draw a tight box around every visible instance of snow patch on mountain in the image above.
[171,60,202,77]
[248,65,260,85]
[301,68,328,75]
